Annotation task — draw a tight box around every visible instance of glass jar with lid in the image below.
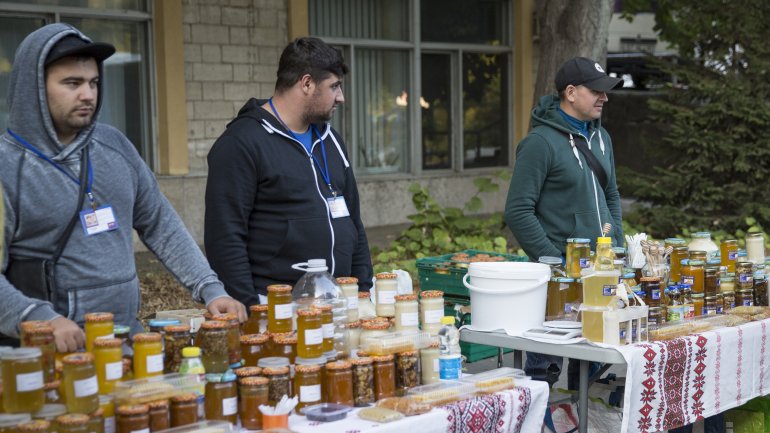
[211,313,241,367]
[267,284,293,334]
[419,290,445,335]
[670,246,690,284]
[61,353,99,414]
[736,261,755,290]
[689,232,719,258]
[313,303,335,353]
[346,320,362,352]
[640,277,662,307]
[114,405,148,433]
[374,272,398,317]
[336,277,360,322]
[721,239,739,273]
[270,333,297,366]
[169,393,197,428]
[147,400,169,432]
[93,338,123,394]
[240,333,269,367]
[197,321,229,373]
[98,395,115,433]
[720,274,736,293]
[394,294,419,332]
[723,291,736,312]
[323,360,353,406]
[737,288,754,307]
[243,304,269,335]
[2,347,45,414]
[32,403,66,421]
[162,325,190,374]
[57,414,91,433]
[420,341,440,385]
[296,309,323,359]
[294,364,322,414]
[350,357,374,407]
[539,256,566,277]
[703,296,719,315]
[754,273,768,306]
[204,372,238,424]
[358,291,376,320]
[681,286,694,319]
[131,333,163,379]
[84,313,114,354]
[371,354,396,401]
[17,420,50,433]
[239,377,268,429]
[395,351,419,392]
[262,366,291,405]
[42,380,61,404]
[566,238,591,278]
[360,319,391,343]
[704,267,719,296]
[20,322,56,384]
[680,260,705,294]
[692,294,705,316]
[746,232,766,264]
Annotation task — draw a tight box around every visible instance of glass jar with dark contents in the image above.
[169,393,198,428]
[162,325,190,374]
[395,350,419,392]
[262,366,291,405]
[115,405,149,433]
[351,357,374,406]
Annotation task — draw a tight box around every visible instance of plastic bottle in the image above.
[177,347,205,417]
[595,237,616,271]
[292,259,349,357]
[437,316,462,380]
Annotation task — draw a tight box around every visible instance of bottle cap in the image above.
[597,237,612,244]
[182,346,201,358]
[440,316,455,325]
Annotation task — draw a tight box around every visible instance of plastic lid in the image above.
[689,260,705,266]
[597,237,612,244]
[205,371,236,382]
[182,346,201,358]
[567,238,590,243]
[257,356,290,369]
[62,352,94,365]
[551,277,575,283]
[0,414,32,428]
[147,319,180,328]
[537,256,562,265]
[1,347,42,360]
[665,238,686,245]
[623,272,636,279]
[692,231,712,238]
[612,247,626,253]
[440,316,455,325]
[113,325,131,335]
[295,356,327,366]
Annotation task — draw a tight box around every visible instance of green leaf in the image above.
[465,196,482,212]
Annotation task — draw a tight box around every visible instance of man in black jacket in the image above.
[205,37,373,306]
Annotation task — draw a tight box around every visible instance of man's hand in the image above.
[50,316,85,353]
[207,297,248,323]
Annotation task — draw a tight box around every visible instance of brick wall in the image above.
[182,0,288,174]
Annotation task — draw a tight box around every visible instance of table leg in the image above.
[497,347,503,368]
[513,349,523,369]
[578,359,588,433]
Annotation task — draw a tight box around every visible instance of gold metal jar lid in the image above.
[267,284,292,293]
[84,312,114,323]
[420,290,445,299]
[295,364,322,373]
[239,376,269,386]
[240,333,269,345]
[147,400,169,410]
[361,320,390,330]
[347,320,362,329]
[93,338,123,348]
[325,360,352,370]
[349,357,373,366]
[17,420,50,432]
[234,366,262,378]
[370,354,395,362]
[56,414,91,426]
[132,332,162,343]
[312,303,333,312]
[249,304,268,312]
[375,272,397,280]
[336,276,359,284]
[297,309,321,317]
[262,366,290,376]
[115,404,150,416]
[272,333,297,344]
[20,321,54,334]
[170,393,198,403]
[163,324,191,333]
[199,321,228,330]
[397,350,418,357]
[394,294,417,302]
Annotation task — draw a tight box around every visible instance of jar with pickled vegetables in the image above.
[131,333,163,379]
[240,333,269,367]
[294,364,322,414]
[92,338,123,394]
[296,309,323,359]
[336,277,360,322]
[56,414,91,433]
[394,295,419,333]
[114,405,148,433]
[169,394,197,428]
[243,304,268,335]
[203,372,238,424]
[61,353,99,414]
[197,321,229,374]
[371,355,395,401]
[374,273,398,317]
[84,313,114,354]
[2,347,45,414]
[262,366,291,405]
[395,350,419,392]
[211,313,241,366]
[566,238,591,278]
[147,400,169,432]
[238,377,268,429]
[267,284,293,333]
[419,290,445,335]
[323,361,353,406]
[162,325,190,373]
[20,322,55,384]
[17,420,50,433]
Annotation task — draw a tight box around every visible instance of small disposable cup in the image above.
[262,413,289,429]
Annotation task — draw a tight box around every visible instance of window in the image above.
[310,0,512,176]
[0,1,153,164]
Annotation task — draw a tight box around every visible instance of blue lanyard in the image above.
[268,99,335,196]
[7,128,96,207]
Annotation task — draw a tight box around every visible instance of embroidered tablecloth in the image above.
[618,318,770,433]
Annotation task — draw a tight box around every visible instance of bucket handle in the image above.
[463,273,550,294]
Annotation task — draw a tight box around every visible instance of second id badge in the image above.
[327,195,350,219]
[80,205,119,236]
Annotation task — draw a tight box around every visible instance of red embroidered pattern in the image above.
[715,332,722,412]
[761,322,767,395]
[661,338,688,429]
[513,387,532,433]
[637,344,658,433]
[445,393,507,433]
[691,335,708,421]
[737,327,744,404]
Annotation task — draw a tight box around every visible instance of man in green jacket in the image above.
[504,56,624,386]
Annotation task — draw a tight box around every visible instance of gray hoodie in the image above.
[0,23,228,337]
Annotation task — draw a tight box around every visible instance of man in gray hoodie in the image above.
[0,23,246,352]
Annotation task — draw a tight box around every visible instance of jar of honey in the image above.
[680,260,705,294]
[720,274,736,293]
[61,353,99,414]
[243,304,269,335]
[238,377,268,430]
[670,246,689,284]
[371,354,395,401]
[419,290,445,335]
[197,321,229,374]
[56,414,91,433]
[374,273,398,317]
[704,267,719,296]
[147,400,169,432]
[1,347,45,414]
[296,309,323,359]
[566,238,591,278]
[131,333,163,379]
[262,366,291,405]
[395,351,419,392]
[270,333,297,366]
[703,296,718,315]
[689,250,707,262]
[394,294,419,333]
[267,284,293,333]
[20,322,56,384]
[754,273,769,306]
[313,303,335,353]
[692,294,705,316]
[736,261,755,290]
[240,333,269,367]
[203,372,238,424]
[17,420,50,433]
[169,393,197,428]
[323,361,353,406]
[640,277,662,307]
[99,395,115,433]
[84,313,114,354]
[88,408,104,433]
[721,239,738,273]
[0,414,33,433]
[115,405,148,433]
[92,338,123,394]
[162,325,191,374]
[294,364,322,414]
[336,277,360,322]
[647,307,665,331]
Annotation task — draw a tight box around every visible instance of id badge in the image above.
[80,205,119,236]
[327,195,350,219]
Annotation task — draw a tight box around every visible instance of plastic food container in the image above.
[406,380,476,407]
[359,331,433,356]
[145,420,233,433]
[113,373,204,405]
[459,367,524,394]
[302,403,353,422]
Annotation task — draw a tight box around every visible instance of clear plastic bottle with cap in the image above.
[437,316,462,380]
[291,259,349,357]
[595,237,616,271]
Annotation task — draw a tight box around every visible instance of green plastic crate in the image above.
[442,294,511,363]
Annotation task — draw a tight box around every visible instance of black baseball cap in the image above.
[554,57,622,92]
[45,35,116,66]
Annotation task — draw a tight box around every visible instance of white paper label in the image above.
[274,303,293,319]
[222,396,238,415]
[299,384,322,403]
[305,327,323,345]
[378,290,396,305]
[16,370,44,392]
[433,358,440,371]
[347,296,359,309]
[130,428,150,433]
[400,312,419,327]
[251,345,261,354]
[146,354,164,373]
[105,361,123,381]
[322,323,334,339]
[96,334,115,340]
[424,309,444,324]
[104,417,116,433]
[74,375,98,397]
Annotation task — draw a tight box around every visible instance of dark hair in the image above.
[275,37,348,93]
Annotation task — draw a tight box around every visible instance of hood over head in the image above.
[6,23,113,161]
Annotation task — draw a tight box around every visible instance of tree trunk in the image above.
[533,0,615,103]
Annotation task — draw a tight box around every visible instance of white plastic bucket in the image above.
[462,262,550,335]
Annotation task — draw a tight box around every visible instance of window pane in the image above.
[421,0,506,44]
[0,17,46,131]
[354,49,409,174]
[310,0,408,41]
[421,53,451,170]
[22,0,146,9]
[64,17,150,161]
[463,52,508,169]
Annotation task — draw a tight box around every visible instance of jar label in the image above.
[105,416,116,433]
[378,290,396,305]
[651,289,661,300]
[424,309,443,324]
[400,312,419,327]
[739,275,753,284]
[16,370,43,392]
[602,285,616,296]
[274,303,293,319]
[322,323,335,339]
[96,334,115,340]
[743,299,754,306]
[299,384,322,403]
[439,355,462,380]
[729,251,738,260]
[105,361,123,381]
[130,428,150,433]
[222,396,238,416]
[704,306,717,315]
[250,345,262,354]
[305,327,323,345]
[347,296,359,309]
[74,375,99,397]
[146,353,164,373]
[579,257,590,268]
[682,276,694,285]
[433,358,439,372]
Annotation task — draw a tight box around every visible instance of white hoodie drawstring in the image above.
[568,134,583,169]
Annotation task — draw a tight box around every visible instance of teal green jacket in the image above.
[504,94,624,259]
